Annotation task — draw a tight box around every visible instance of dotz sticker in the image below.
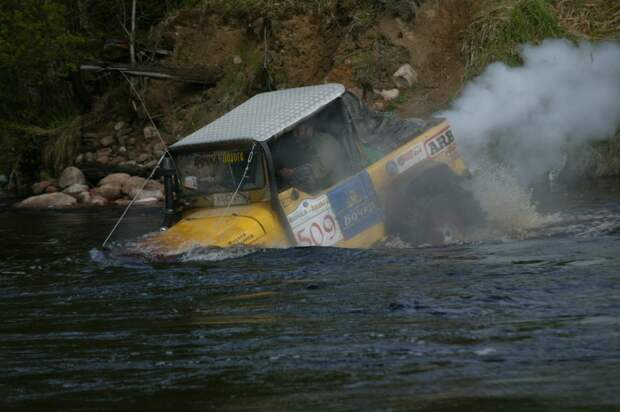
[425,129,455,157]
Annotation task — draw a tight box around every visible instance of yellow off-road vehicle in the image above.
[150,84,481,253]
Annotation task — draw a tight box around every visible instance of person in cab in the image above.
[273,121,345,193]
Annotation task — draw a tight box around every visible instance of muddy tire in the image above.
[388,166,484,246]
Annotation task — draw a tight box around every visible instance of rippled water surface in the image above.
[1,182,620,411]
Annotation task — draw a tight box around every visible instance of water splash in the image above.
[95,232,263,263]
[177,245,260,262]
[467,163,556,237]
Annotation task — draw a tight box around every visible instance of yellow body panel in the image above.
[146,120,466,252]
[147,202,290,253]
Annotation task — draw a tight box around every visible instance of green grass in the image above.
[42,117,82,174]
[463,0,567,77]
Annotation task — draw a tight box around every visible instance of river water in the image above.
[1,181,620,411]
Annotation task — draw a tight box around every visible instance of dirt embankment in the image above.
[68,0,475,179]
[42,0,620,187]
[146,0,474,123]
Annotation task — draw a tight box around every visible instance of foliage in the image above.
[0,0,190,178]
[183,0,420,29]
[463,0,620,78]
[0,0,85,177]
[463,0,566,77]
[0,1,85,123]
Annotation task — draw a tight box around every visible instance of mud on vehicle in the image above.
[149,84,483,252]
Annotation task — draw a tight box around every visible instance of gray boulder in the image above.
[58,167,86,189]
[129,188,164,201]
[100,135,115,147]
[32,181,52,195]
[392,64,418,89]
[93,183,122,201]
[89,194,108,206]
[143,126,157,139]
[99,173,131,187]
[17,193,77,208]
[116,128,133,138]
[121,176,147,195]
[133,190,162,203]
[144,160,158,169]
[84,152,95,162]
[63,183,89,197]
[136,153,150,163]
[75,191,92,204]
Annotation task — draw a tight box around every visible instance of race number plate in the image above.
[287,195,344,246]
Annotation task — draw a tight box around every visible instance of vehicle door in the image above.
[274,99,387,248]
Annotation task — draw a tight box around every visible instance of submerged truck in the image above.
[147,83,482,253]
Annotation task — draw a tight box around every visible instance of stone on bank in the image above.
[58,167,87,189]
[63,184,90,197]
[17,193,77,208]
[21,166,164,209]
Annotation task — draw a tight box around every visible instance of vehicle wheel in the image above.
[389,166,485,246]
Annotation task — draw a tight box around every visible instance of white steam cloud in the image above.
[442,39,620,183]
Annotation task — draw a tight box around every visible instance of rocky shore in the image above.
[15,166,163,209]
[75,121,167,183]
[0,116,169,209]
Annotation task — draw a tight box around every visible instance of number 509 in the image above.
[296,214,338,246]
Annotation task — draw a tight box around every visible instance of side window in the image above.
[271,104,354,194]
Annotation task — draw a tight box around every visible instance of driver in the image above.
[274,121,344,193]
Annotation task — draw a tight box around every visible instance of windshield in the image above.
[175,148,265,196]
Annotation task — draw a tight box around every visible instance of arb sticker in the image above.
[425,129,455,157]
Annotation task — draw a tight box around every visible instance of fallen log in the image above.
[80,63,219,85]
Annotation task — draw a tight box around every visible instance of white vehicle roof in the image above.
[171,83,346,149]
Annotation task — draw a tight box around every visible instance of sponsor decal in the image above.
[212,192,248,207]
[183,176,198,190]
[425,129,455,157]
[386,161,398,176]
[287,195,343,247]
[386,144,426,177]
[397,144,426,172]
[327,171,383,239]
[227,231,254,246]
